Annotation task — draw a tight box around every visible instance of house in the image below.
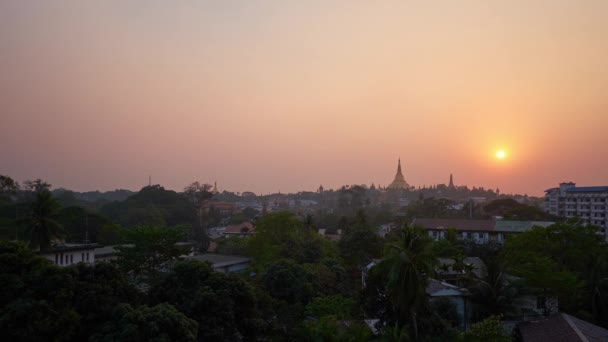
[40,243,98,267]
[515,313,608,342]
[187,254,251,273]
[426,279,472,330]
[94,242,194,262]
[414,218,554,244]
[223,221,255,236]
[414,218,496,243]
[203,201,236,215]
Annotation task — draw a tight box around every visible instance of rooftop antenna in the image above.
[84,210,90,244]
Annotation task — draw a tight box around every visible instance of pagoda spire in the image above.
[449,173,454,188]
[388,158,409,190]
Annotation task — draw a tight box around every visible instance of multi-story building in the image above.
[545,182,608,238]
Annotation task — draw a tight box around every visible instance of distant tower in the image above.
[388,158,410,190]
[318,185,324,193]
[448,173,454,188]
[212,181,220,195]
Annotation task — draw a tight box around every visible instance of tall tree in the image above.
[0,175,20,197]
[376,225,437,339]
[23,179,51,193]
[183,181,213,252]
[27,191,63,251]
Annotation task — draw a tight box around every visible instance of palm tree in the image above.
[377,225,437,340]
[27,191,63,251]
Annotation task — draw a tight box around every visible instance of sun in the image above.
[496,150,506,159]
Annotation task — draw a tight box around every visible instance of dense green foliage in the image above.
[26,191,64,251]
[90,303,198,342]
[1,174,607,341]
[101,185,196,228]
[115,226,189,281]
[149,260,258,341]
[248,212,337,268]
[502,221,608,325]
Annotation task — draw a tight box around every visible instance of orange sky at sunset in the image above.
[1,1,607,196]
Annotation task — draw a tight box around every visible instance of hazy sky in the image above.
[1,1,607,195]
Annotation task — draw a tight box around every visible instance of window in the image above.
[55,254,58,264]
[70,255,73,264]
[60,254,63,265]
[81,253,84,261]
[86,253,89,262]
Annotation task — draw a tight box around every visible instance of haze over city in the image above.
[2,1,607,195]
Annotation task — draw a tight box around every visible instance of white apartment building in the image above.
[545,182,608,238]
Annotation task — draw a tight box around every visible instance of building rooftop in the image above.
[565,186,608,193]
[413,218,495,232]
[187,254,251,268]
[494,220,554,233]
[517,313,608,342]
[42,243,99,253]
[546,185,608,193]
[224,221,255,235]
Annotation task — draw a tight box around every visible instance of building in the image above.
[414,218,498,243]
[545,182,608,238]
[40,243,98,267]
[223,221,255,236]
[426,279,471,330]
[413,218,554,244]
[387,158,410,190]
[515,313,608,342]
[94,242,194,262]
[203,201,235,215]
[187,254,251,273]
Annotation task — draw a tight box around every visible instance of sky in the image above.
[1,1,607,196]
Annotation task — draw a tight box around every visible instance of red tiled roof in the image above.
[413,218,495,232]
[224,221,255,234]
[203,201,235,209]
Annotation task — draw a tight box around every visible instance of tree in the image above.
[26,191,63,251]
[149,260,259,341]
[0,175,19,203]
[459,315,509,342]
[0,243,79,341]
[502,221,608,321]
[67,262,143,340]
[101,185,197,228]
[305,295,355,319]
[248,212,336,268]
[183,182,213,251]
[90,303,198,342]
[375,225,437,339]
[215,236,249,256]
[261,259,316,305]
[23,179,51,193]
[465,256,521,320]
[339,221,383,267]
[115,226,189,282]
